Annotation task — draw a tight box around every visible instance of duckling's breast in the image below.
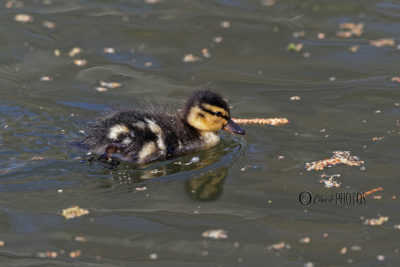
[200,132,220,147]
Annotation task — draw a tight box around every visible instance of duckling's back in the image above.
[82,109,198,163]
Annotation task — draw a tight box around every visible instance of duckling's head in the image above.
[183,89,245,135]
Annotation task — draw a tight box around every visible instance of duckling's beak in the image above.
[223,119,245,135]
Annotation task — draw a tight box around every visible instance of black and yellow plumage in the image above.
[82,89,245,164]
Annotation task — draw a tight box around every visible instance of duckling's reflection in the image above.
[97,154,229,202]
[185,167,227,201]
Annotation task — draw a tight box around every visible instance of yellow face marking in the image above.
[187,106,227,132]
[108,124,129,140]
[201,103,229,118]
[138,142,156,162]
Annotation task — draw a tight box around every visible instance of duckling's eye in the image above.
[215,112,222,117]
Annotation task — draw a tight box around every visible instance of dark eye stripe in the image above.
[200,107,229,120]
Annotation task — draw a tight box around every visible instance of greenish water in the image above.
[1,0,400,266]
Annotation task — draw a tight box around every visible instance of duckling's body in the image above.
[82,89,244,164]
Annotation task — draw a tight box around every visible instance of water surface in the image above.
[1,0,400,266]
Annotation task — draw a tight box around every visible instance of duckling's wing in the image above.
[83,110,173,163]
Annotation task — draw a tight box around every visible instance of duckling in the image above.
[81,89,245,164]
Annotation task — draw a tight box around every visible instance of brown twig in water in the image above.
[305,151,364,171]
[232,118,289,126]
[364,187,383,196]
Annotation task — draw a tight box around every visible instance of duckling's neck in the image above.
[198,130,220,147]
[176,115,220,152]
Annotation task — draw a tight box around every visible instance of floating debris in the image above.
[135,186,147,191]
[337,22,364,37]
[42,20,55,29]
[69,47,82,57]
[305,151,364,171]
[336,31,352,38]
[340,247,348,255]
[213,36,223,43]
[31,156,44,160]
[349,45,360,53]
[182,54,200,62]
[99,80,122,89]
[177,156,200,166]
[232,117,289,126]
[201,48,210,58]
[174,156,200,166]
[73,59,87,67]
[95,87,107,92]
[350,245,362,251]
[290,96,301,101]
[287,43,303,52]
[370,38,395,47]
[145,0,162,3]
[54,49,60,57]
[364,187,383,197]
[14,14,33,23]
[74,236,87,242]
[150,169,163,174]
[317,33,325,39]
[6,1,24,8]
[320,176,341,188]
[372,136,384,141]
[0,241,4,247]
[61,206,89,220]
[149,253,158,260]
[260,0,276,6]
[329,76,336,81]
[299,237,311,244]
[277,155,285,160]
[144,61,152,67]
[364,215,388,226]
[394,225,400,230]
[240,164,261,171]
[292,31,305,38]
[69,250,81,258]
[377,255,385,261]
[38,251,58,258]
[202,229,228,240]
[267,241,290,251]
[391,77,400,83]
[220,21,231,28]
[103,47,115,54]
[40,76,52,82]
[304,262,314,267]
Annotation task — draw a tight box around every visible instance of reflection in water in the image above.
[185,167,227,201]
[89,140,238,201]
[106,158,229,202]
